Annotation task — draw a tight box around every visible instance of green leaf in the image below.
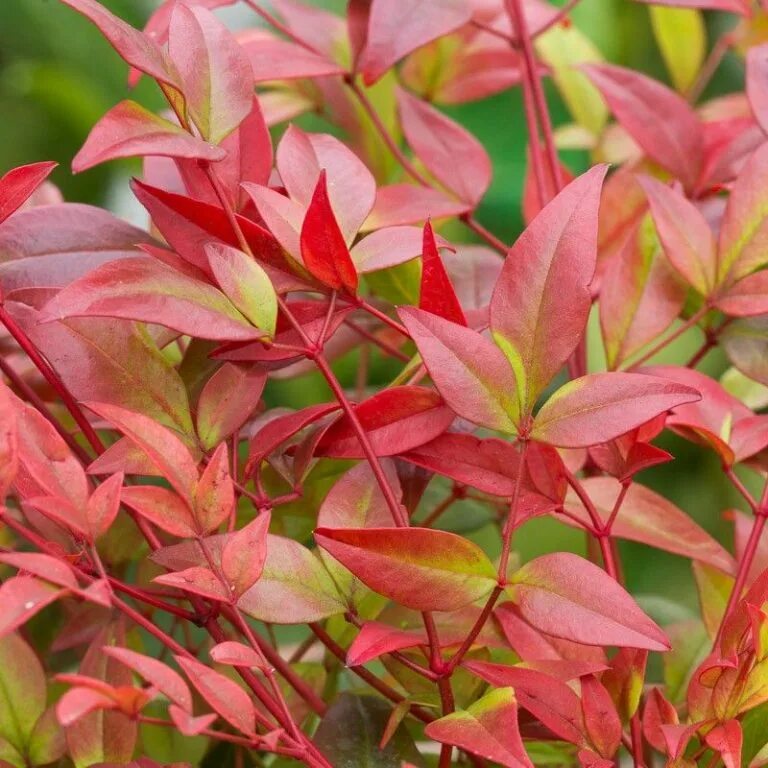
[650,7,706,93]
[0,634,46,756]
[742,701,768,767]
[26,708,66,767]
[314,693,424,768]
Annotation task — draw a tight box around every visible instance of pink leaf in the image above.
[583,64,703,192]
[0,577,64,637]
[73,101,225,173]
[121,485,198,538]
[168,5,253,144]
[84,402,198,503]
[531,372,700,448]
[0,161,57,225]
[715,270,768,317]
[581,676,621,758]
[0,383,18,498]
[362,184,471,230]
[490,165,608,415]
[346,621,426,667]
[175,655,256,736]
[748,44,768,135]
[509,552,670,650]
[86,472,124,541]
[638,175,717,296]
[397,87,491,206]
[705,720,742,768]
[358,0,472,85]
[209,641,264,669]
[351,225,448,273]
[194,444,234,535]
[41,257,263,342]
[425,688,533,768]
[399,306,519,433]
[59,0,182,94]
[154,567,231,602]
[103,647,192,712]
[221,511,271,597]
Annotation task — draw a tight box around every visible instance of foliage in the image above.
[4,0,768,766]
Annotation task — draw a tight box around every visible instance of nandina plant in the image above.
[4,0,768,766]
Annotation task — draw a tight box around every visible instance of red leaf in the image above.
[194,444,234,535]
[174,655,256,736]
[73,101,225,173]
[130,180,287,277]
[84,402,198,503]
[490,165,608,415]
[638,175,717,296]
[705,720,742,768]
[121,485,197,538]
[103,647,192,712]
[154,567,231,602]
[358,0,472,85]
[168,5,253,144]
[419,221,466,325]
[0,552,78,591]
[0,384,18,498]
[347,621,426,667]
[317,461,399,529]
[583,64,703,192]
[221,511,271,597]
[642,688,679,752]
[465,661,587,746]
[316,386,455,458]
[169,705,217,737]
[401,433,521,497]
[397,87,491,207]
[299,170,358,293]
[41,257,264,342]
[245,403,340,475]
[195,363,266,451]
[564,477,734,573]
[531,372,700,448]
[581,676,621,758]
[86,472,123,541]
[314,526,497,612]
[425,688,533,768]
[399,307,519,433]
[57,687,117,727]
[509,552,670,650]
[0,161,57,225]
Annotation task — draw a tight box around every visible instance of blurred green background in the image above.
[0,0,754,616]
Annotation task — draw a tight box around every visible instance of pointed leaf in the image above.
[0,384,18,499]
[121,485,197,538]
[154,567,230,601]
[509,552,670,650]
[399,306,518,432]
[221,511,271,597]
[425,688,533,768]
[194,444,233,534]
[397,87,491,207]
[206,243,277,336]
[168,5,253,144]
[532,372,700,448]
[358,0,471,84]
[174,655,255,736]
[315,526,497,612]
[0,577,64,639]
[0,161,57,224]
[705,720,742,768]
[85,402,198,502]
[239,32,346,82]
[209,641,264,669]
[86,473,123,541]
[419,220,465,325]
[73,101,225,173]
[300,170,358,293]
[583,63,703,192]
[41,257,264,342]
[490,165,608,415]
[638,175,717,296]
[102,648,192,712]
[650,7,705,93]
[238,534,345,623]
[347,622,426,667]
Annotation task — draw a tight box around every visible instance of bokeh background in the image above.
[0,0,754,619]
